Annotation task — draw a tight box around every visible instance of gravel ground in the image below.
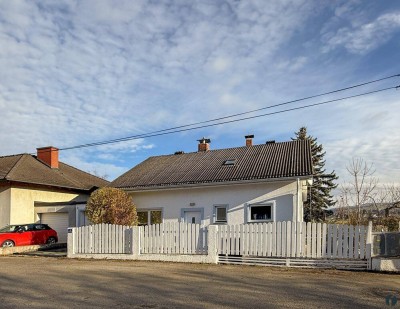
[0,256,398,308]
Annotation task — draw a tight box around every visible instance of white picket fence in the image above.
[140,222,207,254]
[218,222,369,259]
[70,221,372,269]
[74,224,132,254]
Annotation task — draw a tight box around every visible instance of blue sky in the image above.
[0,0,399,186]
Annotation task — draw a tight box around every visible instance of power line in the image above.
[57,74,400,151]
[58,84,399,151]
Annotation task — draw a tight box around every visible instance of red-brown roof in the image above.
[111,140,313,190]
[0,154,109,191]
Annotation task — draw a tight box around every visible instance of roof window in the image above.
[223,159,236,166]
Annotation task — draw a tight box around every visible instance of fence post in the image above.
[207,225,218,264]
[131,226,140,259]
[366,221,373,270]
[67,227,75,258]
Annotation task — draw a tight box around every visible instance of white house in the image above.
[111,136,313,226]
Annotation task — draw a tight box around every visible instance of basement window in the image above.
[223,159,236,166]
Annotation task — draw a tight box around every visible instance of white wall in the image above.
[0,188,11,228]
[129,180,306,226]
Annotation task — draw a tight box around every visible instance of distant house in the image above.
[0,147,108,242]
[111,136,313,226]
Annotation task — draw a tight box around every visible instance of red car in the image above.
[0,224,58,247]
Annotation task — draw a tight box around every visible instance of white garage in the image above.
[40,212,69,243]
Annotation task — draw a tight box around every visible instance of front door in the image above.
[184,211,202,224]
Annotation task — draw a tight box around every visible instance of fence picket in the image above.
[276,222,282,257]
[234,225,239,255]
[295,222,301,258]
[343,225,349,258]
[348,226,354,258]
[332,225,338,258]
[359,226,366,259]
[337,225,343,258]
[262,223,267,256]
[301,222,306,257]
[306,222,312,258]
[291,222,296,258]
[321,223,327,258]
[311,223,317,258]
[316,223,321,258]
[286,222,291,257]
[270,222,275,257]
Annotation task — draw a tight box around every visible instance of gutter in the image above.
[121,175,313,193]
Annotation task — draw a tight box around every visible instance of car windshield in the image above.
[0,225,21,233]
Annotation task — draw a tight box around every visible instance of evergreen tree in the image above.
[293,127,338,222]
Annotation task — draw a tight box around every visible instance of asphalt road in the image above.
[0,256,398,308]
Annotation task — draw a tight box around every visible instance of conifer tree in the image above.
[293,127,338,221]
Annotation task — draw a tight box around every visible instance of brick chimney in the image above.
[197,137,210,152]
[245,135,254,146]
[37,146,59,169]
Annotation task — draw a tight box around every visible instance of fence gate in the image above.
[217,222,371,270]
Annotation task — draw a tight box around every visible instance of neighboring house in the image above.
[111,136,313,226]
[0,146,108,242]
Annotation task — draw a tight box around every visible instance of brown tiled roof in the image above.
[0,154,109,191]
[111,140,313,190]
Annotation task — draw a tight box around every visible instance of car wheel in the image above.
[46,237,57,245]
[1,240,15,248]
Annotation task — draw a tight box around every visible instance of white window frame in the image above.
[137,209,163,226]
[213,204,228,224]
[247,202,275,223]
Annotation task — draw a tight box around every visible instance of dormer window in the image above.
[223,159,236,166]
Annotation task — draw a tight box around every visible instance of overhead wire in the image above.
[58,83,399,151]
[56,74,399,150]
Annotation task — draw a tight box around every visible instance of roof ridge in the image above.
[147,140,302,159]
[3,154,26,180]
[0,153,29,159]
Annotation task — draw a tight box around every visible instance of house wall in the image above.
[0,187,11,228]
[129,180,307,225]
[9,187,89,225]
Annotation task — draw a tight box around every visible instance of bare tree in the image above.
[377,184,400,217]
[90,170,109,181]
[341,158,378,224]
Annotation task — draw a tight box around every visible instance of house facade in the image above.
[0,147,108,242]
[112,136,313,226]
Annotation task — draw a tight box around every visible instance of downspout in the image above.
[294,178,301,222]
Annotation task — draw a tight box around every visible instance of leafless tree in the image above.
[340,158,378,224]
[90,170,109,181]
[376,184,400,217]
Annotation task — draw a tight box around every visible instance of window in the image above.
[248,203,274,222]
[34,224,50,230]
[223,159,236,166]
[137,210,163,226]
[213,205,228,223]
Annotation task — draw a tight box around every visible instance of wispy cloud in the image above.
[322,11,400,54]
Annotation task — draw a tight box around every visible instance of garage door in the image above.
[41,213,69,243]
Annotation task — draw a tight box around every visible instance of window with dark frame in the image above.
[215,205,227,223]
[249,204,273,221]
